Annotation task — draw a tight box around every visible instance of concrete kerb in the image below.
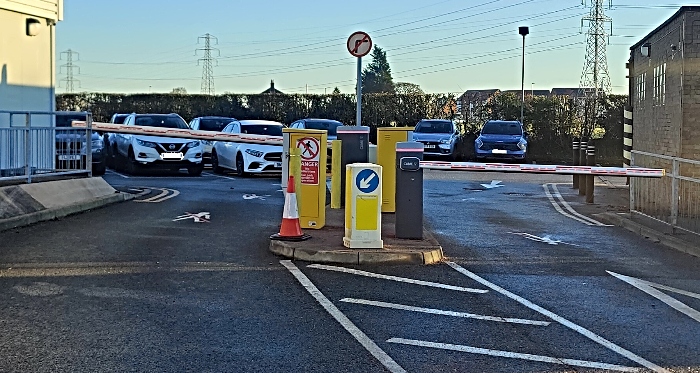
[0,192,133,232]
[596,212,700,258]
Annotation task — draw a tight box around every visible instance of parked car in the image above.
[55,112,106,176]
[105,113,130,169]
[289,118,343,140]
[112,113,204,175]
[474,120,528,162]
[188,116,236,164]
[411,119,460,159]
[211,120,284,176]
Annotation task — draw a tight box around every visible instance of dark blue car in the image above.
[474,120,527,162]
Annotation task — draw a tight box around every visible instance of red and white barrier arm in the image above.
[419,161,665,178]
[72,121,337,148]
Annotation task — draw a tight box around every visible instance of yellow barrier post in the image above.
[282,128,328,229]
[330,140,342,209]
[344,163,383,248]
[377,127,414,213]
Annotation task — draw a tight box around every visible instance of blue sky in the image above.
[56,0,684,95]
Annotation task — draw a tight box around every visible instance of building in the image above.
[261,80,284,95]
[457,89,500,119]
[628,6,699,161]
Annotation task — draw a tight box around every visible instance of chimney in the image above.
[270,80,275,91]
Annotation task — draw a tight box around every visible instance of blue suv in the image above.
[474,120,527,162]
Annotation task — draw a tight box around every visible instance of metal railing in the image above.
[631,150,700,236]
[0,110,93,184]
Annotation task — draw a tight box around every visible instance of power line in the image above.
[197,33,219,95]
[59,49,81,93]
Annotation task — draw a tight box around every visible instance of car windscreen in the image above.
[56,115,87,127]
[112,115,128,124]
[241,124,283,136]
[200,118,234,131]
[481,122,523,135]
[304,121,341,136]
[415,120,453,134]
[134,116,189,129]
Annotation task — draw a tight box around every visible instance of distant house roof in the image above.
[457,89,500,102]
[630,6,700,50]
[550,88,592,97]
[261,80,283,95]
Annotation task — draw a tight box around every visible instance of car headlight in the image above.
[440,138,453,144]
[245,149,264,158]
[518,139,527,151]
[91,139,104,149]
[475,138,483,148]
[186,140,201,149]
[136,139,157,148]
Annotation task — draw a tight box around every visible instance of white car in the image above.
[211,120,284,176]
[113,113,205,176]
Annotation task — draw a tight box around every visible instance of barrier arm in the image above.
[419,161,665,178]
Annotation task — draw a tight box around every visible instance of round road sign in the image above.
[347,31,372,58]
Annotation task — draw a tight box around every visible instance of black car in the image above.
[55,112,107,176]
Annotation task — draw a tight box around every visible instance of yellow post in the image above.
[282,128,328,229]
[331,140,342,209]
[377,127,414,213]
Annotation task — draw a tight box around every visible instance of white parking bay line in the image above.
[281,261,407,373]
[340,298,550,326]
[543,183,611,226]
[308,264,488,294]
[387,338,640,372]
[106,169,129,179]
[447,262,670,373]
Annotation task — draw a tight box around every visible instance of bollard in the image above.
[586,143,595,204]
[572,138,580,189]
[578,138,587,195]
[337,126,370,207]
[395,142,424,240]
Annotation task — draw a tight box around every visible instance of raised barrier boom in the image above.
[419,161,665,178]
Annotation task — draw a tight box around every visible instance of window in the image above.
[653,63,666,106]
[636,73,646,104]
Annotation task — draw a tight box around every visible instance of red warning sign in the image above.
[297,137,320,185]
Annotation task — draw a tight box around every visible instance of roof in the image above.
[261,80,283,95]
[238,120,284,126]
[457,89,500,101]
[631,6,700,50]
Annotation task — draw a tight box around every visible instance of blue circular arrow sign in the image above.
[355,169,379,194]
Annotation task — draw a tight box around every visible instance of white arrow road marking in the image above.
[340,298,550,326]
[447,262,670,373]
[360,172,377,189]
[242,194,271,200]
[308,264,488,293]
[481,180,504,189]
[608,271,700,323]
[172,212,210,223]
[387,339,640,372]
[510,232,565,246]
[543,183,611,226]
[281,261,407,373]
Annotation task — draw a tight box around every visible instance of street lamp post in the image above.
[519,26,529,125]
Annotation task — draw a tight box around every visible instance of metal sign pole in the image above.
[356,57,362,127]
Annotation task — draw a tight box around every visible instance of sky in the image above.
[55,0,687,95]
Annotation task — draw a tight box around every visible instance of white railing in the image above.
[631,151,700,236]
[0,111,93,184]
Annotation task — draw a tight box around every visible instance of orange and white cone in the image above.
[270,175,311,241]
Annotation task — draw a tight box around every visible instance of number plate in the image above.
[274,162,282,168]
[58,155,81,161]
[492,149,508,154]
[424,144,436,149]
[161,152,184,160]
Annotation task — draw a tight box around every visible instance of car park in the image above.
[474,120,528,162]
[55,112,107,176]
[289,118,343,140]
[188,116,236,164]
[211,119,284,176]
[411,119,460,159]
[112,113,204,176]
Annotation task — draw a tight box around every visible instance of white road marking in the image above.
[172,212,210,223]
[510,232,563,245]
[447,261,670,373]
[243,194,271,200]
[281,261,407,373]
[543,183,611,226]
[387,338,640,372]
[481,180,504,189]
[203,172,237,181]
[106,169,129,178]
[308,264,488,293]
[135,187,180,203]
[340,298,550,326]
[608,271,700,323]
[128,188,151,198]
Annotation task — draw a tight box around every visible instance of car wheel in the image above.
[211,151,223,174]
[126,148,140,175]
[188,164,204,176]
[235,153,247,177]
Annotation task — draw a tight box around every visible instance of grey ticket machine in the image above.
[395,142,424,239]
[337,126,370,207]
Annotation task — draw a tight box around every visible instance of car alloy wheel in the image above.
[235,153,247,177]
[211,151,223,174]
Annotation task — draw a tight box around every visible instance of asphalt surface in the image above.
[0,168,698,372]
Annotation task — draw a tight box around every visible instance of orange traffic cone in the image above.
[270,175,311,241]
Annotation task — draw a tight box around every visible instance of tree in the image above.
[361,46,395,93]
[395,82,424,95]
[332,87,341,95]
[171,87,187,94]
